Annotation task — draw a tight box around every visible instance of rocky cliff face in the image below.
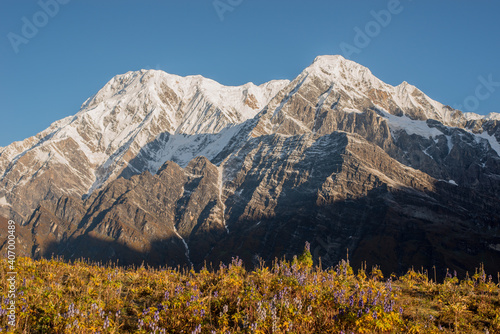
[1,55,499,275]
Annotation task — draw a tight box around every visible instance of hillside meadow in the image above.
[1,244,499,333]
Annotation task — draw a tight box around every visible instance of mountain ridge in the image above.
[1,55,499,274]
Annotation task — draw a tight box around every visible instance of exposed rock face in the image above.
[24,157,227,267]
[1,55,500,275]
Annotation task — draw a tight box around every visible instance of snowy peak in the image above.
[306,55,385,89]
[82,69,288,135]
[299,56,492,127]
[485,112,500,121]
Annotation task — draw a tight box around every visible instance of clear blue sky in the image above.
[1,0,499,146]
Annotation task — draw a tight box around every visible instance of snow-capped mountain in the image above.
[1,56,499,274]
[0,70,288,219]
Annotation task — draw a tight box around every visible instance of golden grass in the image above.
[1,247,499,333]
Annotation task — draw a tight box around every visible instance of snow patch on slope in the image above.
[146,123,246,173]
[218,165,229,234]
[475,132,500,156]
[0,196,10,207]
[379,110,442,138]
[173,226,193,267]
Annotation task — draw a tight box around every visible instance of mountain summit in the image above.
[1,56,499,274]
